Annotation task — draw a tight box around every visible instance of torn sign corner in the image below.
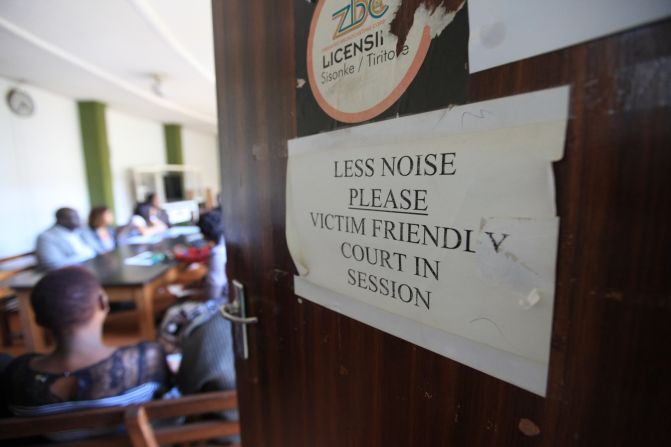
[285,207,310,277]
[286,239,310,276]
[475,217,559,299]
[390,0,465,53]
[417,0,466,39]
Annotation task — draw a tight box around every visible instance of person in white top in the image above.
[35,208,97,270]
[128,202,168,237]
[146,193,171,228]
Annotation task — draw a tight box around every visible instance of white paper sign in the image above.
[287,86,570,395]
[468,0,671,73]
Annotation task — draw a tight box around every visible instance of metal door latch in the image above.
[219,300,258,324]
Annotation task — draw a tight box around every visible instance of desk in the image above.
[3,246,178,352]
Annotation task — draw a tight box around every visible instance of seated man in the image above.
[36,208,97,270]
[1,267,168,416]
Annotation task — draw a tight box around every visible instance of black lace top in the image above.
[2,342,168,407]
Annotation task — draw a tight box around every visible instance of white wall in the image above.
[182,128,220,202]
[0,78,89,258]
[107,109,166,224]
[0,77,220,256]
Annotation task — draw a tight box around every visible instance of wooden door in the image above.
[212,1,671,445]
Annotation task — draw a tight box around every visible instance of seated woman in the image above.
[128,202,168,237]
[199,210,228,303]
[2,267,168,416]
[84,206,117,254]
[160,211,235,394]
[145,193,171,228]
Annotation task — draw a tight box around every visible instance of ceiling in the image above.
[0,0,218,133]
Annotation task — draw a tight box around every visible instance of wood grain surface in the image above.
[212,0,671,444]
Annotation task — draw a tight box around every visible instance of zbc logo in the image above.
[332,0,389,39]
[308,0,431,123]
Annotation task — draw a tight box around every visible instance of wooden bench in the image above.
[0,391,240,446]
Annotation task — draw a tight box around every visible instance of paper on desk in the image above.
[165,226,201,238]
[124,251,159,266]
[125,235,163,245]
[468,0,671,73]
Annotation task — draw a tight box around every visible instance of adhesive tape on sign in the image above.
[307,0,431,123]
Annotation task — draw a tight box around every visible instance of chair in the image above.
[0,252,37,347]
[0,290,19,347]
[0,390,240,446]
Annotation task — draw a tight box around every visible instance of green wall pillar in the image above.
[164,124,184,164]
[78,101,114,213]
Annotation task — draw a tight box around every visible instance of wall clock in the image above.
[6,88,35,117]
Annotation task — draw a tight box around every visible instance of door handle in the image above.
[224,279,255,360]
[219,301,258,324]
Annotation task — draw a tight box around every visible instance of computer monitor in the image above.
[163,173,184,202]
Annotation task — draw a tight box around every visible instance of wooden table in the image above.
[3,246,178,352]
